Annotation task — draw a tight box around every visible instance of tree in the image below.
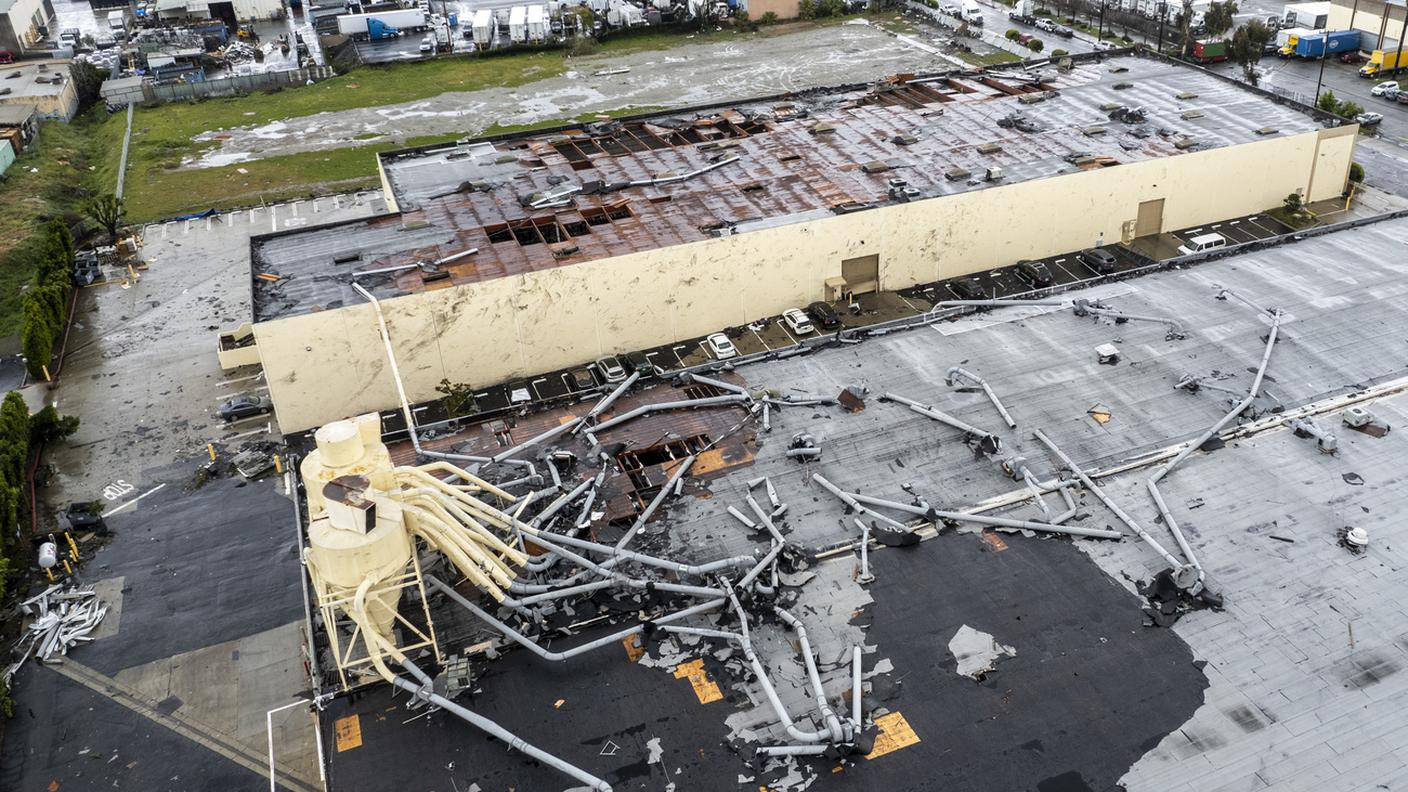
[1027,38,1044,51]
[21,300,54,379]
[1229,20,1272,85]
[69,60,107,113]
[1179,0,1194,54]
[1202,0,1237,38]
[30,404,80,445]
[1337,99,1364,117]
[86,194,125,241]
[1283,192,1303,212]
[1316,89,1339,113]
[1349,162,1365,183]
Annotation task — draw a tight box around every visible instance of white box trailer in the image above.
[336,9,427,36]
[526,4,546,42]
[1282,1,1329,30]
[472,8,497,48]
[509,5,528,43]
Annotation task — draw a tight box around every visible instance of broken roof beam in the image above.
[847,490,1121,540]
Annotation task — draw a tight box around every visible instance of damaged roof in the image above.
[252,53,1321,322]
[322,216,1408,790]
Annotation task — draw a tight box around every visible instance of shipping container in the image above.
[472,8,496,48]
[509,5,528,43]
[526,4,547,42]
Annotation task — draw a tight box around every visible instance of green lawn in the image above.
[0,115,119,339]
[957,49,1023,66]
[116,18,886,222]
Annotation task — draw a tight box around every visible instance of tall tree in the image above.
[1203,0,1238,38]
[1229,20,1272,85]
[85,194,125,242]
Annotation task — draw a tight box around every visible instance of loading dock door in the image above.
[1134,199,1164,238]
[841,254,880,295]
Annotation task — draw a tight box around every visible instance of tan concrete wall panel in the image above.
[257,130,1353,432]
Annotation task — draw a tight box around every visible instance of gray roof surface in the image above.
[637,215,1408,788]
[253,53,1324,323]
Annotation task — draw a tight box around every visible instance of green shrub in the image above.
[1349,162,1364,182]
[1006,28,1021,40]
[1027,38,1044,51]
[1051,48,1068,56]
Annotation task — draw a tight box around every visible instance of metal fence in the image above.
[106,66,337,107]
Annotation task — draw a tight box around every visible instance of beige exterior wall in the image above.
[744,0,802,20]
[256,128,1356,432]
[1329,0,1408,49]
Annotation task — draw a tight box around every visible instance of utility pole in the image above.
[1157,1,1166,53]
[1397,4,1408,77]
[1317,0,1364,104]
[1098,0,1106,41]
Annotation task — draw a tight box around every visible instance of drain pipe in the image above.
[352,282,537,481]
[850,645,863,728]
[430,575,725,662]
[725,587,835,744]
[774,608,847,744]
[934,299,1067,309]
[615,455,695,549]
[585,371,641,420]
[680,372,752,400]
[809,473,911,531]
[1033,429,1189,574]
[588,394,749,435]
[1072,299,1186,340]
[849,490,1121,539]
[491,418,584,464]
[854,519,874,583]
[1144,309,1283,592]
[880,392,1001,450]
[945,367,1017,428]
[392,657,613,792]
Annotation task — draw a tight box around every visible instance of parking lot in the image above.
[1127,212,1293,260]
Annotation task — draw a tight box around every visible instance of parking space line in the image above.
[101,483,167,518]
[291,201,300,217]
[269,205,278,232]
[183,220,192,234]
[751,328,772,352]
[220,371,265,386]
[777,324,798,347]
[333,195,343,209]
[224,422,272,441]
[215,383,269,400]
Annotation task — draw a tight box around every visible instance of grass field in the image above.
[114,15,895,222]
[0,116,121,339]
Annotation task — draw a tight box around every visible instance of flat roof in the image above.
[252,52,1323,322]
[0,61,72,99]
[319,215,1408,790]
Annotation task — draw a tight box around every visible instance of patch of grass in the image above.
[1266,206,1317,230]
[0,114,117,338]
[956,49,1023,66]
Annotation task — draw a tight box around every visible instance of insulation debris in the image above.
[5,585,109,682]
[948,625,1015,681]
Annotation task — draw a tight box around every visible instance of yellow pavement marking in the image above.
[673,658,723,704]
[865,711,920,759]
[334,714,363,753]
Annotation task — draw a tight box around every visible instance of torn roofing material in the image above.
[252,53,1322,322]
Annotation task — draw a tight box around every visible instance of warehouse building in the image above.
[0,60,79,121]
[241,52,1358,433]
[0,0,54,56]
[1328,0,1408,50]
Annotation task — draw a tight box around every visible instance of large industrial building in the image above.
[238,51,1357,433]
[1329,0,1407,51]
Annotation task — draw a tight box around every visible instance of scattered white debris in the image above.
[5,585,109,683]
[948,624,1015,680]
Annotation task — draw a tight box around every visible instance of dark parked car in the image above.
[1078,247,1118,274]
[948,277,986,300]
[217,393,272,422]
[1015,259,1053,287]
[624,350,663,377]
[568,367,596,391]
[807,301,842,330]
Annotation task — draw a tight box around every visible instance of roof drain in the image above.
[945,366,1017,429]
